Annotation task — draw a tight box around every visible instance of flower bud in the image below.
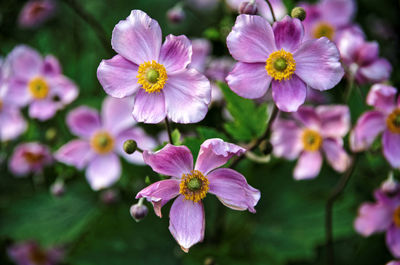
[45,128,57,141]
[50,181,65,197]
[123,139,137,154]
[381,172,399,195]
[167,5,185,24]
[130,202,148,222]
[291,7,306,21]
[239,1,257,15]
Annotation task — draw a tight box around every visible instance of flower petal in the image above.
[66,106,101,139]
[387,225,400,258]
[97,55,140,98]
[320,0,356,27]
[28,100,58,121]
[195,138,245,175]
[189,38,211,73]
[111,10,162,65]
[350,111,385,152]
[136,179,180,217]
[132,89,166,123]
[159,34,192,73]
[366,84,397,114]
[383,130,400,168]
[271,119,303,159]
[226,62,272,99]
[42,55,61,76]
[208,168,260,213]
[5,78,31,107]
[294,151,323,180]
[7,45,42,80]
[271,75,307,112]
[357,58,392,84]
[143,144,193,178]
[169,195,205,252]
[292,106,321,129]
[48,76,78,105]
[354,201,393,237]
[317,105,350,137]
[294,38,344,91]
[55,140,94,169]
[322,138,351,173]
[102,96,135,134]
[86,153,121,190]
[0,108,27,141]
[273,16,304,53]
[163,69,210,123]
[227,14,276,63]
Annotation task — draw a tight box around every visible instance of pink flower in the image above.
[6,45,78,121]
[226,0,287,23]
[300,0,356,41]
[8,240,63,265]
[56,96,157,190]
[189,39,212,73]
[337,29,392,84]
[271,105,351,179]
[226,15,344,112]
[9,142,53,176]
[97,10,211,124]
[355,189,400,258]
[387,261,400,265]
[136,139,260,251]
[350,84,400,168]
[0,59,27,141]
[18,0,56,29]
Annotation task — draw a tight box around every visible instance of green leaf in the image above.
[219,83,268,142]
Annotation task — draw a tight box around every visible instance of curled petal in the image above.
[350,111,385,152]
[322,138,351,173]
[366,84,397,114]
[159,34,192,73]
[294,151,323,180]
[43,55,61,76]
[208,168,260,213]
[66,106,101,138]
[357,58,392,84]
[273,16,304,53]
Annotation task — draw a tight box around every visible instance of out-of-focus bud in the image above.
[260,140,273,155]
[45,128,57,141]
[50,181,65,197]
[123,139,137,154]
[204,257,216,265]
[291,7,306,21]
[239,1,257,15]
[100,189,119,204]
[381,172,399,195]
[130,200,148,222]
[167,5,185,24]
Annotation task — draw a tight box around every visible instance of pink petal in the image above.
[7,45,42,80]
[136,179,180,217]
[387,225,400,258]
[357,42,379,66]
[383,130,400,168]
[48,75,78,105]
[132,89,166,123]
[366,83,397,114]
[271,75,307,112]
[354,201,393,236]
[294,38,344,91]
[227,14,277,63]
[317,105,350,137]
[320,0,356,27]
[189,38,211,73]
[208,168,260,213]
[28,99,58,121]
[102,96,135,135]
[292,106,321,129]
[0,108,27,141]
[159,34,192,73]
[163,69,210,123]
[336,29,364,63]
[55,140,94,169]
[195,138,245,175]
[357,58,392,84]
[273,16,304,53]
[294,151,323,180]
[322,138,351,173]
[226,62,272,99]
[66,106,101,139]
[111,10,162,65]
[86,153,121,190]
[5,78,31,107]
[143,144,193,178]
[271,119,303,159]
[169,195,205,252]
[42,55,61,76]
[97,55,140,98]
[350,111,385,152]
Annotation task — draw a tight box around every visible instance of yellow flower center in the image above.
[265,49,296,81]
[90,131,115,154]
[393,206,400,227]
[312,21,335,40]
[24,151,45,164]
[28,77,49,99]
[136,60,167,93]
[179,170,209,203]
[301,129,323,151]
[387,108,400,134]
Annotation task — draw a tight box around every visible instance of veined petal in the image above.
[273,16,304,53]
[86,153,121,190]
[350,111,385,152]
[55,140,94,170]
[132,89,166,124]
[383,130,400,168]
[66,106,101,139]
[271,76,307,112]
[159,34,192,73]
[294,151,323,180]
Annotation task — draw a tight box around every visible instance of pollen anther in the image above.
[28,77,49,99]
[179,170,209,203]
[90,131,115,154]
[137,60,167,93]
[301,129,322,152]
[266,49,296,81]
[387,109,400,134]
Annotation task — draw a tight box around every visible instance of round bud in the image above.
[50,181,65,197]
[167,5,185,24]
[291,7,306,21]
[100,189,119,204]
[45,128,57,141]
[123,140,137,154]
[381,173,399,195]
[130,203,148,222]
[239,1,257,15]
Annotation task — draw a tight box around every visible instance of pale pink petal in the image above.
[357,58,392,84]
[294,151,323,180]
[7,45,43,80]
[271,75,307,112]
[86,153,121,190]
[354,201,393,236]
[159,34,192,73]
[66,106,101,139]
[322,138,351,173]
[0,108,27,141]
[42,55,61,76]
[55,140,94,169]
[317,105,350,137]
[383,130,400,168]
[273,16,304,52]
[292,106,321,129]
[271,119,303,159]
[366,83,397,114]
[28,99,58,121]
[387,225,400,258]
[102,96,135,134]
[132,89,166,124]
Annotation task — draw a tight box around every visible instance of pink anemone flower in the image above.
[6,45,78,121]
[350,84,400,168]
[18,0,56,29]
[226,15,344,112]
[8,240,63,265]
[136,138,260,252]
[271,105,351,179]
[56,96,157,190]
[97,10,211,124]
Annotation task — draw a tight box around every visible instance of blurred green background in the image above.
[1,0,399,264]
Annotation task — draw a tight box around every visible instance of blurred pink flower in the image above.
[226,0,287,23]
[18,0,56,29]
[271,105,351,179]
[56,96,157,190]
[8,240,63,265]
[136,138,260,252]
[6,45,78,121]
[97,10,211,124]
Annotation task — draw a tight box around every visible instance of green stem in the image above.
[265,0,277,22]
[164,117,174,144]
[344,73,355,103]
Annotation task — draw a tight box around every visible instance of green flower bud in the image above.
[291,7,306,21]
[123,139,137,154]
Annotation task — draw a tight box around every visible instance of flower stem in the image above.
[164,117,174,144]
[265,0,277,22]
[325,154,358,265]
[230,105,279,168]
[344,73,355,103]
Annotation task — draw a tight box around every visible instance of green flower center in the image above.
[187,178,202,191]
[146,69,160,84]
[273,58,288,71]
